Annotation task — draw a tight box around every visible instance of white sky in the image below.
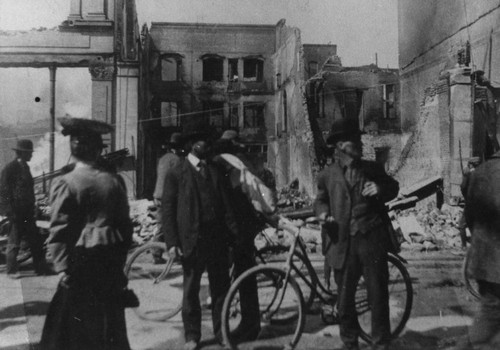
[0,0,399,68]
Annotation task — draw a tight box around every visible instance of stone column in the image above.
[89,56,114,149]
[448,67,472,198]
[115,62,139,198]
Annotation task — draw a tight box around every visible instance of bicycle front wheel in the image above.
[256,245,317,311]
[124,242,183,321]
[462,251,480,300]
[357,254,413,342]
[222,265,305,350]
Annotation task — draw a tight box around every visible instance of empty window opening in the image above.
[228,59,239,82]
[244,103,265,128]
[161,102,180,126]
[161,57,180,81]
[203,57,223,82]
[243,59,263,82]
[204,101,225,127]
[383,84,396,119]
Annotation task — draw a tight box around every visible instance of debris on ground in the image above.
[394,202,465,251]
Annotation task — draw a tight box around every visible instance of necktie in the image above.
[198,160,208,179]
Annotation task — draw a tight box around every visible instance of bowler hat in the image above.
[220,130,239,141]
[167,132,183,145]
[326,118,365,145]
[12,139,34,153]
[59,117,114,136]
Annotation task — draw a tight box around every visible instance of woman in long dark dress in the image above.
[40,117,133,350]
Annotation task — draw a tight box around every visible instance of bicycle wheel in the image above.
[356,254,413,342]
[256,245,317,311]
[222,265,305,350]
[462,252,480,300]
[124,242,183,321]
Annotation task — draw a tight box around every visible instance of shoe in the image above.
[7,272,21,280]
[153,257,167,265]
[183,340,199,350]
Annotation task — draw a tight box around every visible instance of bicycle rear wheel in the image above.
[256,245,317,311]
[357,254,413,342]
[124,242,183,321]
[462,252,480,300]
[222,265,305,350]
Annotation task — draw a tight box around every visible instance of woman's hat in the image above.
[59,117,114,136]
[12,139,34,153]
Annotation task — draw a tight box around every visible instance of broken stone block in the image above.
[423,241,438,251]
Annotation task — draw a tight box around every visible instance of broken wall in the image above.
[270,24,316,196]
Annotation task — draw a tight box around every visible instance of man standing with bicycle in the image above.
[0,139,48,279]
[314,118,399,350]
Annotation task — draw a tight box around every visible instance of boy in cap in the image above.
[162,131,238,350]
[314,118,399,350]
[0,139,48,278]
[40,117,133,350]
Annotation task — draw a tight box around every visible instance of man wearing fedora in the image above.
[0,139,48,278]
[314,118,399,350]
[152,132,184,264]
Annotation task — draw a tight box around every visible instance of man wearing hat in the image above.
[0,139,48,278]
[152,132,184,264]
[40,117,133,350]
[162,131,238,350]
[314,118,399,350]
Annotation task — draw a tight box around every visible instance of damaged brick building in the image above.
[397,0,500,201]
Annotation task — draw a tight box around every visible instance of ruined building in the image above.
[398,0,500,201]
[139,20,338,197]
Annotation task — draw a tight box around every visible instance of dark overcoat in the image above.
[465,151,500,283]
[162,159,238,257]
[314,160,399,270]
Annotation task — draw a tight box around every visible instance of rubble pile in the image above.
[276,179,313,211]
[395,203,465,251]
[129,199,159,245]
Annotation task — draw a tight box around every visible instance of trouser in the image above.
[152,205,164,259]
[181,231,230,343]
[334,232,390,350]
[469,280,500,349]
[458,212,468,248]
[233,243,260,328]
[6,216,46,274]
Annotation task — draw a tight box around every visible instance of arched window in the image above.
[201,54,224,82]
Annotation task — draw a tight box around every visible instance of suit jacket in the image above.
[465,151,500,283]
[314,159,399,269]
[162,158,238,257]
[0,158,35,218]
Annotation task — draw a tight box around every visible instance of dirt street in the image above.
[0,249,477,350]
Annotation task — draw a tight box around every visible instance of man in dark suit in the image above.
[314,119,399,350]
[0,139,47,278]
[162,132,238,350]
[464,150,500,349]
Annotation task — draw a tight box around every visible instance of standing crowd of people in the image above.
[1,115,499,350]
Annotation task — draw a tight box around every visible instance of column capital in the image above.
[89,56,115,81]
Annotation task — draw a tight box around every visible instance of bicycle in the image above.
[124,224,288,322]
[221,216,413,350]
[462,249,480,300]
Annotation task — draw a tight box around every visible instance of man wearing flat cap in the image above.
[162,131,238,350]
[0,139,48,278]
[314,118,399,350]
[41,117,133,350]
